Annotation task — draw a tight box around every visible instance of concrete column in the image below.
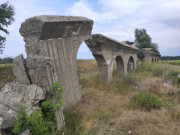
[94,54,113,84]
[19,15,93,127]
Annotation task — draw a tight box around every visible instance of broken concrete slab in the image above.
[13,54,31,85]
[0,82,46,131]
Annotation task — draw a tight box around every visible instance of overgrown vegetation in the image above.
[63,108,81,135]
[152,64,172,80]
[129,91,163,111]
[11,82,64,135]
[117,73,136,85]
[0,64,14,89]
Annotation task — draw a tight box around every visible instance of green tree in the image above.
[0,1,15,54]
[134,28,158,59]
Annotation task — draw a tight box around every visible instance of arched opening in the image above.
[152,58,154,62]
[76,42,99,88]
[113,56,124,76]
[127,56,135,72]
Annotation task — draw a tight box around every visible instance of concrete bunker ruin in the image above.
[142,48,161,63]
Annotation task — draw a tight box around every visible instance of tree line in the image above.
[161,56,180,60]
[0,57,13,64]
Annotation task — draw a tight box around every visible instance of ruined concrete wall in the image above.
[39,35,91,108]
[143,48,161,63]
[19,15,93,109]
[86,34,139,84]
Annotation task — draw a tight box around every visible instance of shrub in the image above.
[12,82,64,135]
[173,78,180,88]
[130,91,162,111]
[119,73,136,85]
[170,71,180,77]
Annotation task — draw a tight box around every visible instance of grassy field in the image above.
[64,60,180,135]
[1,60,180,135]
[0,64,14,89]
[161,60,180,66]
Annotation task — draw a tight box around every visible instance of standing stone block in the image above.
[19,15,93,109]
[13,54,31,85]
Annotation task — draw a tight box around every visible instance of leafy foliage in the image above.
[11,82,64,135]
[130,91,162,111]
[134,28,159,59]
[0,1,15,54]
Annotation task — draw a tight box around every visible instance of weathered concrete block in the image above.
[25,55,55,95]
[13,54,30,85]
[19,15,93,56]
[0,82,46,132]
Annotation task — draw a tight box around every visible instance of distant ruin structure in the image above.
[142,48,161,63]
[86,34,139,84]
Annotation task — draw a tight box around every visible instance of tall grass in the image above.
[152,64,173,80]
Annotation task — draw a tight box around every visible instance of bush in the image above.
[130,91,162,111]
[170,71,180,77]
[118,73,136,85]
[12,82,64,135]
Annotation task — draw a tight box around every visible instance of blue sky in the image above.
[1,0,180,59]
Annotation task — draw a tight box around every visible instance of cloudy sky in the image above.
[1,0,180,59]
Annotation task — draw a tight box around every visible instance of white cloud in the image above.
[67,0,118,22]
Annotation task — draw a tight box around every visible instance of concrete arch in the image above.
[115,56,124,75]
[127,56,135,72]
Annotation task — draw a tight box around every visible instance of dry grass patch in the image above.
[0,64,14,89]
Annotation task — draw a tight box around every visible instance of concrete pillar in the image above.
[19,15,93,127]
[94,54,112,84]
